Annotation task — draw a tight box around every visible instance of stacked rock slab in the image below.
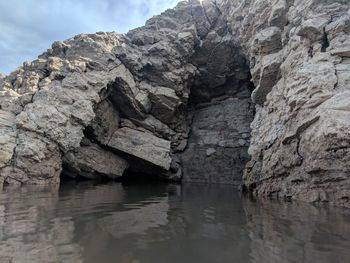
[0,0,349,207]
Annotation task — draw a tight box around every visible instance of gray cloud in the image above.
[0,0,179,74]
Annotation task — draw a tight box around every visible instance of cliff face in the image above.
[217,0,350,206]
[0,0,349,206]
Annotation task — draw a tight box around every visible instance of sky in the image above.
[0,0,180,74]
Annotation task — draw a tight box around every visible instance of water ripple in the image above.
[0,183,349,263]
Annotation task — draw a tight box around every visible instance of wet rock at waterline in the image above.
[0,0,349,207]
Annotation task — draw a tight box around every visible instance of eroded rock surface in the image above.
[215,0,350,206]
[0,0,349,206]
[182,97,254,185]
[108,127,172,170]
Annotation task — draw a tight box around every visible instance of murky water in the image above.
[0,182,349,263]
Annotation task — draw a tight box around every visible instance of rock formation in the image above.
[218,0,350,207]
[0,0,349,206]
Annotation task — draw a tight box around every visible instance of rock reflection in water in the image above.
[0,182,349,263]
[243,199,350,263]
[0,185,83,263]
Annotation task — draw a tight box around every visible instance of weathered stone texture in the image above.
[62,143,129,180]
[108,127,172,170]
[182,97,254,185]
[0,0,349,207]
[215,0,350,206]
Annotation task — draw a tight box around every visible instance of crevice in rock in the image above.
[321,27,330,52]
[296,137,304,166]
[334,67,339,90]
[8,131,19,170]
[308,46,314,58]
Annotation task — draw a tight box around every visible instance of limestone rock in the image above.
[214,0,350,207]
[148,85,180,124]
[63,143,129,180]
[254,27,282,56]
[0,0,349,207]
[331,46,350,57]
[181,98,254,185]
[0,111,16,169]
[251,51,283,105]
[108,127,172,170]
[2,131,61,185]
[89,100,120,144]
[297,17,329,42]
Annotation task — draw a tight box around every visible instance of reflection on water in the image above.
[0,182,349,263]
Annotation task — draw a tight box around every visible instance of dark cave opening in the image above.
[59,19,257,187]
[321,27,330,52]
[180,74,255,186]
[59,59,256,187]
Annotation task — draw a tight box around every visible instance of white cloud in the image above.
[0,0,180,74]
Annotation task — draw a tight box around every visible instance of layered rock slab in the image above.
[107,127,172,171]
[62,143,129,180]
[0,33,132,184]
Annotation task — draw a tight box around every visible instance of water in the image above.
[0,182,349,263]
